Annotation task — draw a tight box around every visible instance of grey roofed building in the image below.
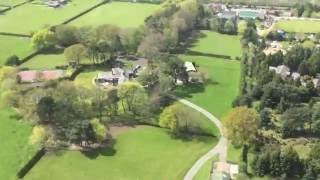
[217,11,237,19]
[269,65,290,78]
[95,68,127,86]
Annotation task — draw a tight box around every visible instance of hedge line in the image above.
[17,148,46,179]
[0,32,31,38]
[61,0,110,25]
[0,0,34,13]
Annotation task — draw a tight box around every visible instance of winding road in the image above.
[169,95,227,180]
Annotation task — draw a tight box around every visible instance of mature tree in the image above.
[64,43,87,65]
[224,19,237,35]
[260,108,272,129]
[281,106,311,137]
[223,106,260,146]
[37,96,55,124]
[29,125,47,145]
[159,103,179,133]
[280,145,303,177]
[119,27,144,53]
[55,25,79,47]
[138,33,165,59]
[118,82,147,115]
[284,45,307,71]
[31,28,56,50]
[238,20,247,34]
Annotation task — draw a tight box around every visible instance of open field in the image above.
[20,52,67,70]
[0,36,33,65]
[25,126,216,180]
[0,0,26,6]
[189,31,242,59]
[0,107,37,180]
[276,20,320,33]
[176,56,240,118]
[0,0,100,34]
[70,2,159,28]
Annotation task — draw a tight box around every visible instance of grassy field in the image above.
[0,36,33,65]
[20,52,67,70]
[190,31,242,59]
[70,2,159,28]
[26,126,216,180]
[0,108,37,180]
[276,20,320,33]
[176,56,240,118]
[0,0,100,34]
[0,0,26,6]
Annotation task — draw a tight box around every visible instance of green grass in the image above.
[70,2,159,28]
[0,36,33,65]
[20,52,67,70]
[176,56,240,118]
[74,69,104,89]
[0,0,100,34]
[276,20,320,33]
[227,143,242,163]
[25,126,217,180]
[190,31,242,59]
[0,107,37,180]
[194,155,218,180]
[0,0,27,6]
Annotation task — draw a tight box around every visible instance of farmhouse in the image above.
[211,161,239,180]
[217,11,237,20]
[95,68,127,86]
[18,70,66,83]
[185,61,197,72]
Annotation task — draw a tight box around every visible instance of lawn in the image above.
[194,155,218,180]
[0,0,100,34]
[74,69,104,89]
[0,36,33,65]
[0,107,37,180]
[25,126,217,180]
[276,20,320,33]
[0,0,27,6]
[189,31,242,59]
[70,2,159,28]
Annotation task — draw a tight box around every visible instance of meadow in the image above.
[25,126,216,180]
[0,36,33,65]
[276,20,320,33]
[0,108,37,180]
[20,52,67,70]
[189,31,242,59]
[0,0,100,34]
[70,2,159,28]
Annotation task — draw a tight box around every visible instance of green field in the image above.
[190,31,242,59]
[0,36,33,65]
[0,108,37,180]
[20,52,67,70]
[0,0,27,6]
[26,126,216,180]
[74,69,104,89]
[0,0,100,34]
[70,2,159,28]
[276,20,320,33]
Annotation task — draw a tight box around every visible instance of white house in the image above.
[291,72,301,80]
[269,65,290,78]
[184,61,197,72]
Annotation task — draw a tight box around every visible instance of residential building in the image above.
[211,161,239,180]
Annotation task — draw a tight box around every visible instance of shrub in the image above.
[5,55,20,66]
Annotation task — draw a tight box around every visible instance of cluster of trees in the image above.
[295,3,320,18]
[209,17,238,35]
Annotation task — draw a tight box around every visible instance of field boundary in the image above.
[16,148,46,179]
[112,0,163,4]
[60,0,110,25]
[0,0,34,13]
[0,32,31,38]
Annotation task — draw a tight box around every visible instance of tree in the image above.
[260,108,272,129]
[5,55,19,66]
[281,106,311,137]
[90,118,107,142]
[29,125,47,145]
[118,82,147,115]
[55,25,79,47]
[31,28,56,50]
[223,106,260,145]
[159,104,179,133]
[284,45,307,71]
[37,96,55,124]
[238,20,247,34]
[64,44,87,65]
[137,33,165,60]
[280,145,303,177]
[224,19,237,35]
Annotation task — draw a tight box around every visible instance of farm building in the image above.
[235,9,266,20]
[211,161,239,180]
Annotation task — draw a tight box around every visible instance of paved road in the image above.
[168,96,227,180]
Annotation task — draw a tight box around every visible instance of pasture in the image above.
[0,36,33,65]
[276,20,320,33]
[189,31,242,59]
[0,0,100,34]
[25,126,216,180]
[20,52,67,70]
[74,69,104,89]
[0,108,37,180]
[70,2,159,28]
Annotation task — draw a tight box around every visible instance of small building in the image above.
[95,68,127,87]
[269,65,290,78]
[184,61,197,72]
[18,70,39,83]
[211,161,239,180]
[237,9,266,20]
[313,78,320,88]
[217,11,237,20]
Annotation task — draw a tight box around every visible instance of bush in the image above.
[5,55,20,66]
